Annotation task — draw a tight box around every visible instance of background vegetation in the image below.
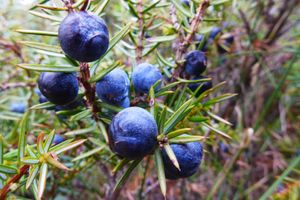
[0,0,300,199]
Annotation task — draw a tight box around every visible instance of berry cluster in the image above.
[35,10,205,180]
[195,26,235,54]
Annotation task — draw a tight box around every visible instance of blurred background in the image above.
[0,0,300,199]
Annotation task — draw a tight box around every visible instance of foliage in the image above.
[0,0,300,199]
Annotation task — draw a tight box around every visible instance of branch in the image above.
[136,0,144,64]
[182,0,210,52]
[80,0,89,11]
[78,62,99,120]
[264,0,298,44]
[172,0,210,78]
[61,0,75,12]
[1,70,20,84]
[0,165,30,200]
[238,9,255,41]
[0,82,36,92]
[0,38,24,62]
[264,1,297,45]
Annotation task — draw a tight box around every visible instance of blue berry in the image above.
[10,103,26,113]
[38,72,79,105]
[59,11,109,62]
[132,63,162,94]
[181,0,190,7]
[217,33,234,54]
[209,27,222,40]
[109,107,158,159]
[161,142,203,179]
[96,68,130,107]
[118,96,131,108]
[55,98,83,111]
[224,34,234,44]
[188,76,213,97]
[53,135,65,145]
[195,34,204,42]
[194,34,208,51]
[184,50,207,76]
[218,142,229,153]
[39,94,49,104]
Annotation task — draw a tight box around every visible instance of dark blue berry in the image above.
[161,142,203,179]
[217,34,234,54]
[55,98,83,111]
[96,68,130,108]
[39,94,49,104]
[118,96,130,108]
[224,34,234,44]
[194,34,204,43]
[59,11,109,62]
[10,103,26,113]
[188,76,213,97]
[132,63,162,94]
[184,50,207,76]
[181,0,190,7]
[38,72,79,105]
[218,142,229,153]
[109,107,158,159]
[53,135,65,145]
[194,34,208,51]
[209,27,222,40]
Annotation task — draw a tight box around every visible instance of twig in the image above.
[238,9,255,41]
[265,7,295,45]
[264,0,298,44]
[136,0,144,64]
[78,62,99,120]
[1,70,20,84]
[172,0,210,78]
[0,165,30,200]
[0,82,36,92]
[0,38,24,63]
[131,96,148,106]
[80,0,89,11]
[61,0,75,12]
[182,0,210,52]
[276,20,300,39]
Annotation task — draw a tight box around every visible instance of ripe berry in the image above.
[181,0,190,7]
[58,11,109,62]
[109,107,158,159]
[218,142,229,153]
[10,103,26,113]
[184,50,207,76]
[35,88,47,103]
[118,96,131,108]
[188,76,213,97]
[218,33,234,54]
[132,63,162,94]
[96,68,130,108]
[53,135,65,145]
[194,34,204,44]
[38,94,49,104]
[194,34,208,51]
[209,27,222,40]
[55,98,83,111]
[161,142,203,179]
[38,72,79,105]
[223,34,234,44]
